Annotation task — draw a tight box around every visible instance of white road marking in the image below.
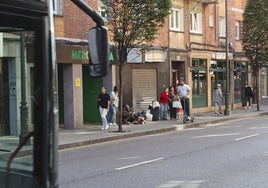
[249,127,268,130]
[192,133,240,139]
[119,156,141,160]
[158,180,205,188]
[263,152,268,156]
[115,157,164,171]
[234,134,260,141]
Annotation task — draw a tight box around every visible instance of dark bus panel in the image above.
[0,0,107,187]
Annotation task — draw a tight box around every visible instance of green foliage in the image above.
[242,0,268,71]
[101,0,171,63]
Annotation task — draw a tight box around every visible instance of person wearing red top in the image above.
[159,88,169,120]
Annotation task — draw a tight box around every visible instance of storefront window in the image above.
[192,59,208,108]
[211,61,226,105]
[211,61,248,105]
[233,61,248,103]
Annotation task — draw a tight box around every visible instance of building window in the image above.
[98,0,110,20]
[190,12,202,34]
[209,14,214,27]
[169,8,184,32]
[98,6,107,18]
[235,21,241,40]
[219,17,226,37]
[53,0,62,15]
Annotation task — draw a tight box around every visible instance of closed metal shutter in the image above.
[132,69,157,112]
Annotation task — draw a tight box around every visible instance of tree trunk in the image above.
[256,68,261,111]
[118,62,123,132]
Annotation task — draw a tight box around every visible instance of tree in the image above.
[242,0,268,111]
[101,0,171,131]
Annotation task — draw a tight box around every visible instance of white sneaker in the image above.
[113,123,118,126]
[248,106,251,109]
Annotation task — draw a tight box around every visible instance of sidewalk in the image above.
[1,104,268,160]
[58,104,268,150]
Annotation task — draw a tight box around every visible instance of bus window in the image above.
[0,31,36,187]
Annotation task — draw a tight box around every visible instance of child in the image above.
[177,107,184,121]
[176,99,184,121]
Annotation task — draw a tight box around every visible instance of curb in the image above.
[59,111,268,150]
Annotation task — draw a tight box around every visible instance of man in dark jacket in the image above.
[244,83,254,109]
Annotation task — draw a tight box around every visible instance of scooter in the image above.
[181,98,194,124]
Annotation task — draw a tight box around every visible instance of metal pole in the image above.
[224,0,230,115]
[19,32,29,143]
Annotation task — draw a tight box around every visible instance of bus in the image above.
[0,0,108,187]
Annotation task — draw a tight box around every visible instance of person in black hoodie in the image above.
[97,86,110,130]
[244,83,254,109]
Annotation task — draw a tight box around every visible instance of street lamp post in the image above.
[19,32,29,143]
[224,0,230,115]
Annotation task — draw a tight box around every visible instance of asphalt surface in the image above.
[59,115,268,188]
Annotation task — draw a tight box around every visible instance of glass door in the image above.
[0,31,35,187]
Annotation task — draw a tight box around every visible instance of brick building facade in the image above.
[169,0,249,114]
[54,0,266,129]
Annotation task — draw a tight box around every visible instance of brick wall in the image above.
[151,18,169,47]
[62,0,97,39]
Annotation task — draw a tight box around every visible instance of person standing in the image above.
[244,83,254,109]
[107,86,119,126]
[213,84,223,115]
[97,86,110,130]
[177,79,191,117]
[168,86,177,120]
[159,88,169,120]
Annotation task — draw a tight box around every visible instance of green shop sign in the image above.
[71,50,89,60]
[71,49,118,64]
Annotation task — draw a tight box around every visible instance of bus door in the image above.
[0,0,58,187]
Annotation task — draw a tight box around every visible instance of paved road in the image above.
[59,116,268,188]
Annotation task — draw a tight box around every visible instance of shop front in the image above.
[211,52,249,108]
[122,48,169,112]
[56,41,103,128]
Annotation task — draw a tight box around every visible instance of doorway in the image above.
[171,61,185,88]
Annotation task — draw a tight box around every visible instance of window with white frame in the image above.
[209,14,214,27]
[53,0,62,15]
[98,6,107,18]
[169,8,184,32]
[235,21,241,40]
[219,17,226,37]
[189,12,202,33]
[98,0,110,20]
